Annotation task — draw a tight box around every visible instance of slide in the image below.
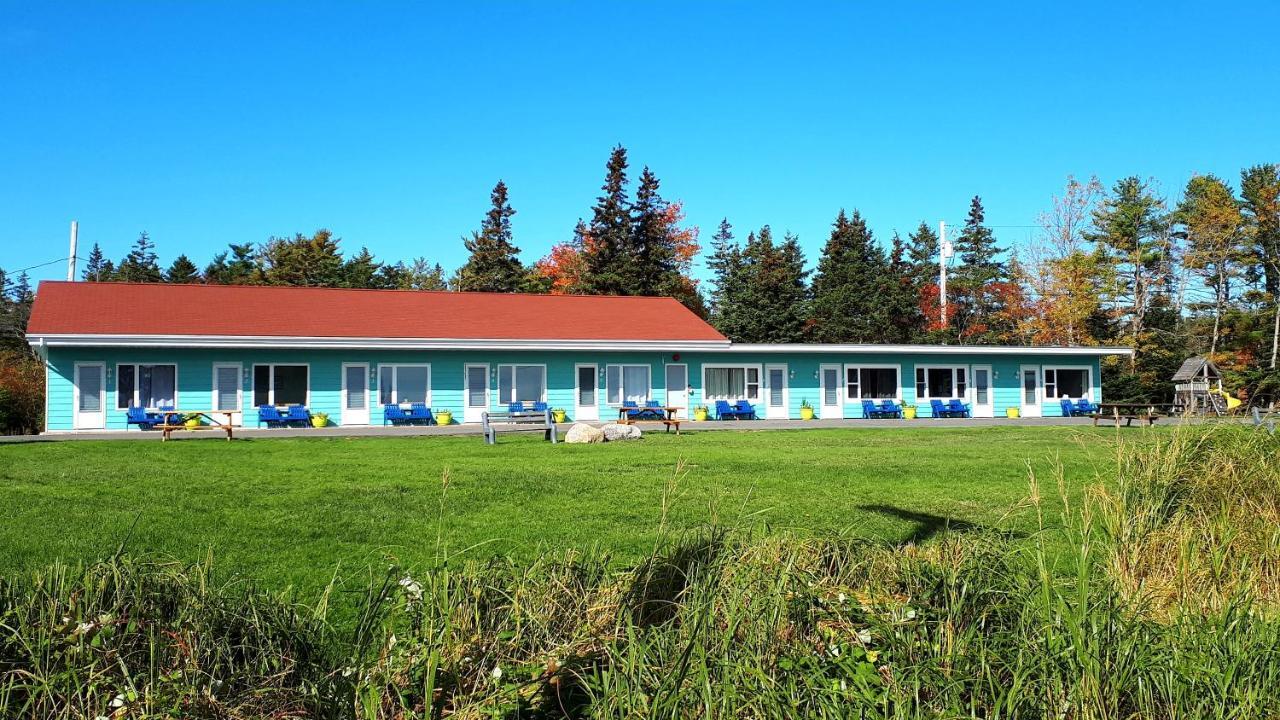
[1209,388,1243,410]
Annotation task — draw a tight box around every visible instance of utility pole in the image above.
[66,220,79,281]
[938,221,951,328]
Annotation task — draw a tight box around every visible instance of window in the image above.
[577,365,596,406]
[497,364,546,404]
[116,364,177,409]
[845,366,899,399]
[1044,368,1089,399]
[702,365,759,401]
[606,364,651,404]
[213,365,241,411]
[253,364,308,406]
[915,366,967,399]
[378,364,431,405]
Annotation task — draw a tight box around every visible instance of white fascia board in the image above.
[26,334,732,352]
[725,343,1134,357]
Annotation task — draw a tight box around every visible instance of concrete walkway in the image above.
[1,416,1117,443]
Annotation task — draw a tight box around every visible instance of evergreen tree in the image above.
[706,219,744,335]
[1240,164,1280,367]
[807,210,895,342]
[949,197,1008,342]
[82,243,114,282]
[164,254,202,284]
[6,271,34,338]
[456,180,525,292]
[885,232,925,342]
[580,146,632,295]
[258,230,344,286]
[714,226,808,342]
[629,167,677,290]
[906,222,939,285]
[203,242,259,285]
[1087,177,1170,349]
[342,247,384,288]
[1176,174,1245,356]
[116,232,162,283]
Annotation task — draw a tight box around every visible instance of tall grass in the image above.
[2,422,1279,718]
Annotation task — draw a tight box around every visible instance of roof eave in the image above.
[724,343,1134,356]
[25,333,731,352]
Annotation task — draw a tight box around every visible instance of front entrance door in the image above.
[972,365,994,418]
[1020,365,1041,418]
[464,364,489,423]
[576,364,599,421]
[74,362,106,430]
[212,363,243,426]
[342,363,370,425]
[765,364,788,419]
[664,364,687,419]
[820,364,842,419]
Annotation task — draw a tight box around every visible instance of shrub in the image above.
[0,349,43,435]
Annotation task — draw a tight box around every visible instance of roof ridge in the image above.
[35,279,687,302]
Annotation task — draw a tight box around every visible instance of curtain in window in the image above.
[705,368,745,399]
[139,365,176,408]
[622,366,649,402]
[515,365,545,402]
[860,368,898,399]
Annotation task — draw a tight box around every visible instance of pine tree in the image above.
[258,230,344,286]
[203,242,258,285]
[808,210,895,342]
[1176,174,1244,356]
[715,226,809,342]
[884,232,925,342]
[580,146,632,295]
[1240,164,1280,368]
[906,222,939,285]
[457,180,525,292]
[164,254,202,284]
[6,271,34,338]
[1087,177,1170,350]
[82,243,113,282]
[706,219,743,334]
[629,167,676,290]
[949,197,1007,342]
[342,247,384,288]
[116,232,162,283]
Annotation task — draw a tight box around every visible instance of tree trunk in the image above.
[1271,297,1279,370]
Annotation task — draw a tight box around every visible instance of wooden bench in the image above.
[481,409,558,445]
[157,411,235,441]
[615,406,683,434]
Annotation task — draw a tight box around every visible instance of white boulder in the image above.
[565,423,605,444]
[601,423,643,441]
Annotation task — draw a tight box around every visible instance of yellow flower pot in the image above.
[436,410,453,426]
[799,406,815,420]
[694,408,708,422]
[310,416,327,428]
[1006,407,1019,419]
[183,419,201,430]
[903,406,917,420]
[552,410,567,424]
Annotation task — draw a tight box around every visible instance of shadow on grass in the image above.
[858,504,1023,545]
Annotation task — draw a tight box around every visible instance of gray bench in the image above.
[481,409,558,445]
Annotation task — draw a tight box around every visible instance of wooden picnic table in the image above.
[156,410,235,441]
[1091,403,1162,428]
[617,406,683,434]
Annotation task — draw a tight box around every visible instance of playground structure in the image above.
[1172,356,1241,415]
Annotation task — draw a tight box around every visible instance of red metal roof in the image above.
[26,281,727,343]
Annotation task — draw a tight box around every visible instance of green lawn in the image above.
[0,426,1124,597]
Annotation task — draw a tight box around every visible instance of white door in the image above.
[74,362,106,430]
[1020,365,1041,418]
[575,364,599,421]
[342,363,370,425]
[464,364,489,423]
[765,364,788,419]
[972,365,994,418]
[820,364,842,419]
[664,364,687,419]
[212,364,243,425]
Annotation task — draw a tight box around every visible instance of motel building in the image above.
[25,282,1131,432]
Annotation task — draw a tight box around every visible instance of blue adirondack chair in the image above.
[621,400,644,420]
[929,399,952,418]
[384,404,409,425]
[285,404,311,427]
[532,401,548,412]
[125,406,163,429]
[409,402,436,425]
[642,400,665,419]
[714,400,740,420]
[1073,399,1097,415]
[734,400,757,419]
[257,405,286,428]
[509,401,525,413]
[861,399,885,419]
[1060,398,1077,417]
[947,399,971,418]
[879,399,904,418]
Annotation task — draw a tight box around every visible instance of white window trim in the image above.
[914,364,969,400]
[605,363,653,405]
[211,362,243,412]
[700,363,762,402]
[252,362,312,407]
[377,363,433,406]
[116,362,180,410]
[1042,364,1094,400]
[496,363,548,404]
[843,363,903,400]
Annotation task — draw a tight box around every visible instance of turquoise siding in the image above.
[40,347,1103,431]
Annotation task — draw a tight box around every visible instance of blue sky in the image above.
[2,1,1278,287]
